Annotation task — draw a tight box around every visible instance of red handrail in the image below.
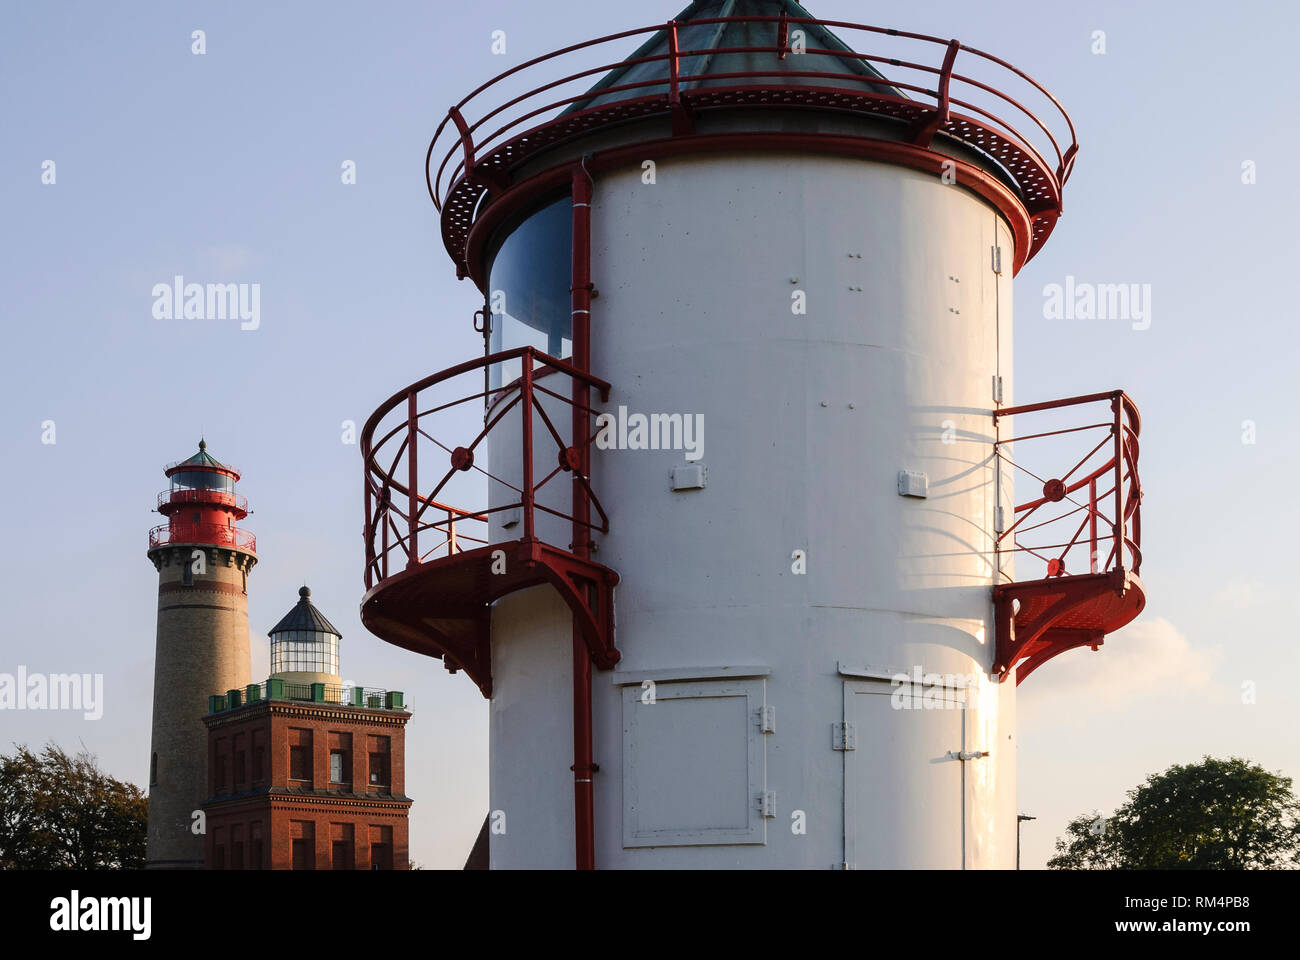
[994,391,1142,580]
[156,488,248,513]
[361,347,612,590]
[148,522,257,553]
[426,14,1076,222]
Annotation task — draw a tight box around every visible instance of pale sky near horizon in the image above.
[2,0,1298,870]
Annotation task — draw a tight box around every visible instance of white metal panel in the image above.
[488,585,575,869]
[622,679,766,846]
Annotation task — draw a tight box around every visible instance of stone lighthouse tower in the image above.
[145,441,257,869]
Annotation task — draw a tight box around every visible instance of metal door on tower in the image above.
[842,679,964,869]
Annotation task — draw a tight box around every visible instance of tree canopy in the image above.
[0,743,147,869]
[1048,756,1300,870]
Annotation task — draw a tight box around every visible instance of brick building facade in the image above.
[202,682,412,869]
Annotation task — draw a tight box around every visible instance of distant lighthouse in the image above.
[146,441,257,869]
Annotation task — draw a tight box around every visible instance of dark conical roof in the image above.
[566,0,897,114]
[268,586,342,638]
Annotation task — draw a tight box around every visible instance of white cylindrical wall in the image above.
[487,152,1016,868]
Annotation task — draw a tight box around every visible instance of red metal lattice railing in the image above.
[148,522,257,553]
[994,391,1142,582]
[361,347,612,591]
[426,15,1076,262]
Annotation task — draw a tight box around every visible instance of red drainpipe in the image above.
[570,162,596,870]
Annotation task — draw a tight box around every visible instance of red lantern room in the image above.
[149,440,256,555]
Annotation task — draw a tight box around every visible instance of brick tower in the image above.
[145,441,257,869]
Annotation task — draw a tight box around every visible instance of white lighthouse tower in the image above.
[361,0,1145,868]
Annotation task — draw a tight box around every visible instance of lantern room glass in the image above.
[171,470,235,495]
[270,629,340,676]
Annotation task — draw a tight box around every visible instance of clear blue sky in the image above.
[2,0,1297,869]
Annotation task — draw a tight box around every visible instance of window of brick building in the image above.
[290,746,310,782]
[368,824,393,870]
[330,751,348,784]
[290,820,314,870]
[332,840,353,869]
[367,735,391,789]
[250,821,264,869]
[330,823,354,870]
[329,732,352,786]
[289,728,313,783]
[252,730,266,782]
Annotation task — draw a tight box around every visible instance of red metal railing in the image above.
[426,15,1076,223]
[361,347,612,591]
[148,522,257,553]
[156,488,248,513]
[994,391,1142,581]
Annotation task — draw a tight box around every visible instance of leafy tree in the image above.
[0,743,147,869]
[1049,756,1300,870]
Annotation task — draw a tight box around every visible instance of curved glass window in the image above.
[488,197,572,389]
[270,630,340,676]
[171,470,235,494]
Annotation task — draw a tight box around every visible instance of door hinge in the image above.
[832,721,857,751]
[756,791,776,818]
[757,705,776,734]
[991,244,1003,275]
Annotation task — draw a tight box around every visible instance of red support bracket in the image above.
[993,568,1143,685]
[529,541,620,670]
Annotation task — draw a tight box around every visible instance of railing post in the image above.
[521,349,535,541]
[381,489,390,580]
[668,20,680,105]
[407,390,419,569]
[1111,394,1123,572]
[448,105,476,184]
[909,39,960,147]
[1089,477,1098,574]
[666,20,695,135]
[363,459,374,590]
